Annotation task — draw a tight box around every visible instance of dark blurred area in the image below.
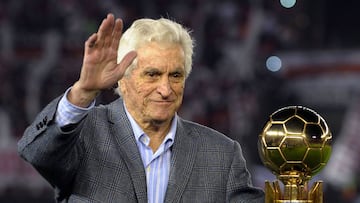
[1,0,360,202]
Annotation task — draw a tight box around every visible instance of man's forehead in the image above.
[136,41,184,54]
[136,45,185,65]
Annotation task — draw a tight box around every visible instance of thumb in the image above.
[116,51,137,78]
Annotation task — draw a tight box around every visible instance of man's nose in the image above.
[157,77,172,97]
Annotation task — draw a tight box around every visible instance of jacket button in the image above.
[43,116,48,125]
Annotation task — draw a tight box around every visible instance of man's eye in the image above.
[170,72,184,82]
[171,72,184,78]
[145,71,160,77]
[147,72,155,77]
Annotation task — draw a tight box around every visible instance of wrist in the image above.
[67,82,99,107]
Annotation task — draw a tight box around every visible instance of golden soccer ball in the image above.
[258,106,332,184]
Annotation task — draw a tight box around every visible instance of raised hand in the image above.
[68,14,137,107]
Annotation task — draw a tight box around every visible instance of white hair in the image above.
[117,18,194,79]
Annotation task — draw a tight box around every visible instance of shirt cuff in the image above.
[55,87,96,127]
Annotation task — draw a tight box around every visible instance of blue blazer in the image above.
[18,96,264,202]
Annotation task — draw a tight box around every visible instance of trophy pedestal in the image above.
[265,180,323,203]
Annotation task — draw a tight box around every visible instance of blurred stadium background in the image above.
[1,0,360,202]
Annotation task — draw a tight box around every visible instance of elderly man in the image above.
[18,13,264,202]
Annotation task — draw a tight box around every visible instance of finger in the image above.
[97,14,115,48]
[111,18,123,50]
[115,51,137,77]
[84,33,98,54]
[103,14,116,48]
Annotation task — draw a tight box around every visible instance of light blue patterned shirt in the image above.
[56,88,176,203]
[124,107,176,203]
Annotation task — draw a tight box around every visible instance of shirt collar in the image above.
[123,103,177,142]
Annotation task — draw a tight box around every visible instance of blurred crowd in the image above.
[0,0,359,202]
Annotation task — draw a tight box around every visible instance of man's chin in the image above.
[150,119,166,126]
[149,114,174,125]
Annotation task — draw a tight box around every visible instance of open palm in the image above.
[80,14,136,91]
[69,14,136,106]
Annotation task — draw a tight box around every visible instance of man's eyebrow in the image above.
[143,67,161,72]
[172,67,185,73]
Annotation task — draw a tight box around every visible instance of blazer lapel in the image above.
[165,119,199,203]
[107,98,148,203]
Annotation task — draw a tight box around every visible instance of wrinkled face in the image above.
[120,42,186,125]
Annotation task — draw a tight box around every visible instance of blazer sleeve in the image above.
[17,96,85,200]
[226,141,265,203]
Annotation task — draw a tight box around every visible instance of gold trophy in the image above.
[258,106,332,203]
